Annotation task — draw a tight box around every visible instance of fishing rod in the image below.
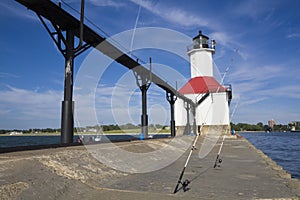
[211,52,240,168]
[173,124,203,194]
[213,96,240,168]
[213,134,225,168]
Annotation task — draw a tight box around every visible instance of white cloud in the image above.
[0,72,20,78]
[0,1,38,21]
[130,0,208,27]
[239,97,267,106]
[234,0,277,21]
[228,64,284,83]
[74,82,171,127]
[88,0,126,8]
[225,63,291,112]
[235,50,249,61]
[256,85,300,99]
[287,33,300,39]
[0,86,62,129]
[210,32,231,47]
[210,32,249,60]
[0,86,61,108]
[224,58,300,123]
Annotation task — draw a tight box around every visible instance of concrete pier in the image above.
[0,136,299,199]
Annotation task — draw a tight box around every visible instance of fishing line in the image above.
[230,96,240,120]
[130,5,141,55]
[212,49,241,168]
[213,96,240,168]
[211,64,230,168]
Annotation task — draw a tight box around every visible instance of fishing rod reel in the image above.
[213,135,225,168]
[180,179,191,192]
[213,155,223,168]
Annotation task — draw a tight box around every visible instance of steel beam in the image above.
[134,72,151,139]
[141,84,149,138]
[166,91,177,137]
[184,102,190,135]
[191,106,197,135]
[61,30,75,144]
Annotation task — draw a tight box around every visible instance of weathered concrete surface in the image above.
[0,136,299,200]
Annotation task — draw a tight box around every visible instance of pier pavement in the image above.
[0,135,299,200]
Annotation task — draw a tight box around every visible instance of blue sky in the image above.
[1,0,300,129]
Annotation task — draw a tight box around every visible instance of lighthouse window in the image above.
[193,38,200,49]
[193,38,200,45]
[202,38,209,48]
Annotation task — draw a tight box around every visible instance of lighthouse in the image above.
[175,30,232,135]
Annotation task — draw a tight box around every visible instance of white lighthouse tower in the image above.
[189,30,215,77]
[175,30,232,135]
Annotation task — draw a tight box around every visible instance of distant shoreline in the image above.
[236,131,266,133]
[2,130,295,136]
[0,131,171,137]
[238,130,292,133]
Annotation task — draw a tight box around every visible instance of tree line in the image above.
[0,128,60,134]
[231,122,290,132]
[0,128,59,134]
[1,122,295,134]
[83,123,166,131]
[0,123,167,134]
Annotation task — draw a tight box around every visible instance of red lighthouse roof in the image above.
[179,76,226,94]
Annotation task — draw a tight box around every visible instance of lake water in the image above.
[0,134,169,148]
[241,132,300,180]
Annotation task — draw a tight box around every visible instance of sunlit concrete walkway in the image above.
[0,136,299,200]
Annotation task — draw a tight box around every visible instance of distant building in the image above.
[268,119,276,129]
[9,131,23,135]
[87,128,97,133]
[289,121,300,131]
